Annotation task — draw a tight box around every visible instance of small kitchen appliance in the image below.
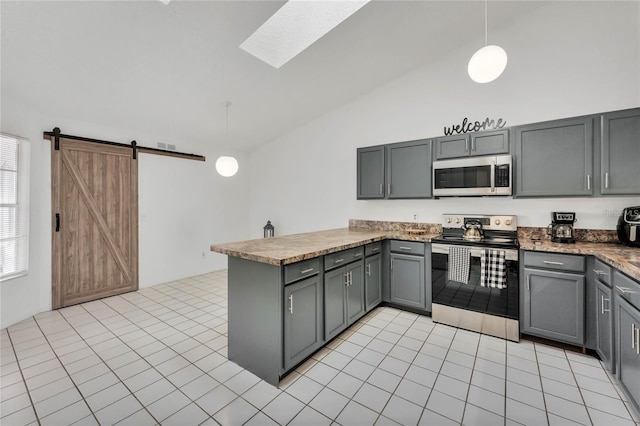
[548,212,576,244]
[432,154,512,197]
[431,214,520,341]
[617,206,640,247]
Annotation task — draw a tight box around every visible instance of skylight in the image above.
[240,0,371,69]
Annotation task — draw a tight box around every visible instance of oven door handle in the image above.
[431,243,518,261]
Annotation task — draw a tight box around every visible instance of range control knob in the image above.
[455,218,461,224]
[505,219,512,226]
[495,219,501,225]
[446,217,452,223]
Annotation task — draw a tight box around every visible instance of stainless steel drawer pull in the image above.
[354,253,363,257]
[586,174,591,191]
[289,295,293,314]
[636,325,640,355]
[633,324,636,350]
[604,172,609,189]
[526,275,530,290]
[371,247,380,252]
[593,269,606,276]
[366,264,371,276]
[543,260,564,266]
[334,259,344,264]
[616,286,632,295]
[300,268,314,274]
[399,247,412,251]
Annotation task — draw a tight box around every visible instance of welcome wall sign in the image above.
[443,117,506,136]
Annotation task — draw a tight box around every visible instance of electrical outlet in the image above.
[412,212,419,221]
[202,251,206,257]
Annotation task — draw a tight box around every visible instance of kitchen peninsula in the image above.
[210,224,439,385]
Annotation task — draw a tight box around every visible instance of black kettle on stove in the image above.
[617,206,640,247]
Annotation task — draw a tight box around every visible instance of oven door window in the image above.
[434,165,491,189]
[431,251,518,320]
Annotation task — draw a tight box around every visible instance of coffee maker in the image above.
[548,212,576,244]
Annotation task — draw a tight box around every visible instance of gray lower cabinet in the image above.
[615,296,640,413]
[325,261,365,341]
[357,146,385,199]
[283,275,323,371]
[386,139,432,199]
[595,280,614,370]
[365,253,382,311]
[390,253,426,310]
[514,116,594,197]
[522,251,586,346]
[600,108,640,195]
[434,129,509,159]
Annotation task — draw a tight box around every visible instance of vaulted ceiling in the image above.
[1,0,547,153]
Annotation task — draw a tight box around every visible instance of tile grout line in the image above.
[5,325,42,426]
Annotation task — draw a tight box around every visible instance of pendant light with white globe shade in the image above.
[215,102,239,177]
[468,0,507,84]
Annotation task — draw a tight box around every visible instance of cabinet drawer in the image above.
[614,270,640,311]
[390,240,425,255]
[593,258,612,287]
[325,247,364,271]
[284,258,320,284]
[523,251,585,272]
[365,242,382,257]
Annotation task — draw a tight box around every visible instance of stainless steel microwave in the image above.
[432,154,512,197]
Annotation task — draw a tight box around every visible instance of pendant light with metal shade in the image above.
[215,102,239,177]
[468,0,508,84]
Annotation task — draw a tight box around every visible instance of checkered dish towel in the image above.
[481,249,507,289]
[448,246,471,284]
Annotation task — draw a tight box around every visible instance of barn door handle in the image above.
[55,213,60,232]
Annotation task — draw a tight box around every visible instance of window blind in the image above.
[1,133,29,281]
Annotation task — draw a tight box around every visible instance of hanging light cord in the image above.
[225,101,231,135]
[484,0,488,46]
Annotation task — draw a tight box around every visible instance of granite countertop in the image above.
[519,239,640,281]
[209,227,439,266]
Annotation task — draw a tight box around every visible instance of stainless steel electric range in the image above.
[431,214,520,341]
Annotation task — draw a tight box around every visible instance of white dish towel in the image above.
[448,246,471,284]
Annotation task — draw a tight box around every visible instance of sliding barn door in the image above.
[51,137,138,309]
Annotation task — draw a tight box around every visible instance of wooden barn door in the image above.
[51,137,138,309]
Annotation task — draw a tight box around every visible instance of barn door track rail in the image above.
[44,127,206,162]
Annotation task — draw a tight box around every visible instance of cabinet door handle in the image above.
[601,295,610,314]
[288,295,293,314]
[379,183,383,195]
[636,325,640,355]
[300,268,314,274]
[391,258,393,270]
[388,184,391,195]
[465,139,469,152]
[586,174,591,191]
[526,275,530,290]
[366,263,371,276]
[633,323,636,350]
[471,138,476,152]
[604,172,609,189]
[399,247,412,251]
[543,260,564,266]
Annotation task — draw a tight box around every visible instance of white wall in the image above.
[249,2,640,237]
[0,92,251,329]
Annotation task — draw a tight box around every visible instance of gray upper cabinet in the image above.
[515,117,594,197]
[386,139,432,199]
[600,108,640,195]
[434,129,509,159]
[357,146,385,199]
[283,275,323,371]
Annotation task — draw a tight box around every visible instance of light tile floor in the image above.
[1,270,639,425]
